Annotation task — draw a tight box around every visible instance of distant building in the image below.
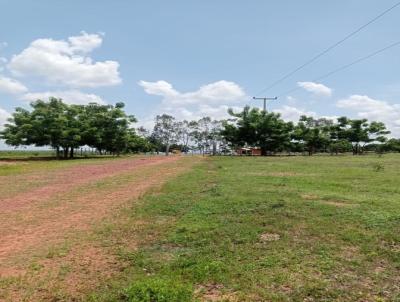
[236,147,261,156]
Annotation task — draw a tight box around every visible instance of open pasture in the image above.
[0,154,399,301]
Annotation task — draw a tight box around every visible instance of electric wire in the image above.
[254,1,400,96]
[277,40,400,98]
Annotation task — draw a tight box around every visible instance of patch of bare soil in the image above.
[260,232,280,242]
[0,156,178,213]
[40,245,119,300]
[300,194,358,207]
[195,283,237,302]
[320,200,359,207]
[0,162,22,166]
[0,156,194,278]
[245,171,303,177]
[301,193,319,200]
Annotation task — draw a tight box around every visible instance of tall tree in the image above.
[335,117,390,155]
[152,114,177,156]
[1,98,137,158]
[1,98,81,158]
[80,102,136,155]
[292,116,332,155]
[222,106,293,155]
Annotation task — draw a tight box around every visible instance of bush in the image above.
[123,278,192,302]
[372,162,384,172]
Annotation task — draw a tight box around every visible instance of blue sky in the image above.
[1,0,400,148]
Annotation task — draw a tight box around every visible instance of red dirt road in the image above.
[0,156,191,277]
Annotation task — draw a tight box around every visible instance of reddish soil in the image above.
[0,156,191,277]
[0,156,178,213]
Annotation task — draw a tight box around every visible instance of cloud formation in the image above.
[138,80,246,128]
[0,107,11,129]
[297,81,332,97]
[274,105,316,122]
[8,32,121,88]
[337,95,400,136]
[21,90,106,105]
[0,76,28,95]
[139,80,246,105]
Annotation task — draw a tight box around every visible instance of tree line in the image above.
[222,106,394,155]
[1,99,400,158]
[0,98,145,158]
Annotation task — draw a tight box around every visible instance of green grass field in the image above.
[1,154,399,301]
[85,154,400,301]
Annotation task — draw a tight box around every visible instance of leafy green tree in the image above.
[383,138,400,152]
[222,106,293,155]
[1,98,82,158]
[152,114,177,156]
[1,98,137,158]
[79,102,136,155]
[126,129,153,153]
[335,117,389,155]
[292,116,332,155]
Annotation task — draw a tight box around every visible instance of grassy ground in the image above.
[0,156,196,301]
[0,150,55,159]
[1,154,399,301]
[86,154,400,302]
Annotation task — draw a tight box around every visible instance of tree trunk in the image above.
[70,147,74,158]
[212,141,217,156]
[56,146,60,160]
[63,147,69,159]
[165,143,170,156]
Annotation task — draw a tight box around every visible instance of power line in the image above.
[252,96,277,111]
[254,1,400,96]
[277,40,400,98]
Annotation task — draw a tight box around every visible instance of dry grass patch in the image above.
[0,156,201,300]
[195,283,237,302]
[301,194,359,207]
[260,232,281,242]
[320,200,359,207]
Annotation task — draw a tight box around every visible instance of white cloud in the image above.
[0,107,11,129]
[337,95,400,136]
[297,81,332,97]
[139,80,178,98]
[138,80,246,129]
[139,80,246,105]
[286,96,297,104]
[8,32,121,88]
[274,105,316,122]
[0,57,7,72]
[21,90,106,105]
[0,76,28,95]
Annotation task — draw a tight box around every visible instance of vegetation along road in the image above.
[1,154,400,301]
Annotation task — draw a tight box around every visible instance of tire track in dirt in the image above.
[0,156,195,274]
[0,156,177,214]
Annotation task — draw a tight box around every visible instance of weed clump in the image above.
[372,162,384,172]
[123,278,192,302]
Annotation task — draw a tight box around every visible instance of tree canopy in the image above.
[1,98,139,158]
[1,98,397,158]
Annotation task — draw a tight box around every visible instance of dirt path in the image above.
[0,156,178,213]
[0,156,194,279]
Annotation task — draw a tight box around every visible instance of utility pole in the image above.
[252,96,277,112]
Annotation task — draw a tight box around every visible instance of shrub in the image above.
[372,162,384,172]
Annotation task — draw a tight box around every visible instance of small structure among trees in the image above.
[236,147,261,156]
[1,99,398,157]
[221,106,392,156]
